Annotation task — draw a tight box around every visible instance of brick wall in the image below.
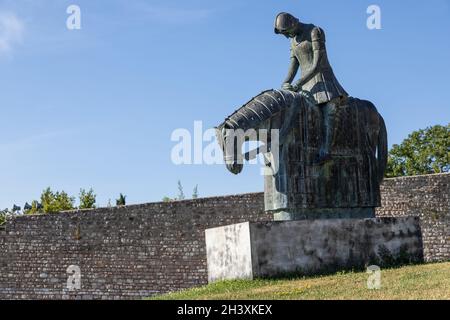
[0,193,269,299]
[0,174,448,300]
[376,174,450,262]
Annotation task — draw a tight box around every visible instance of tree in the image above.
[116,193,126,206]
[164,182,199,201]
[39,187,75,213]
[79,188,96,209]
[0,209,7,226]
[0,208,18,225]
[386,124,449,178]
[54,191,75,211]
[177,180,185,200]
[24,200,42,215]
[40,187,54,213]
[192,185,199,199]
[11,204,21,213]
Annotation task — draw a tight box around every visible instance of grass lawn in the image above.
[152,262,450,300]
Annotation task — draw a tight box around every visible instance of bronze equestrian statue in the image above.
[216,13,388,221]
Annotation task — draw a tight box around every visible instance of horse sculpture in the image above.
[216,89,387,220]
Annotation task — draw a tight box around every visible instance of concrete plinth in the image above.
[273,207,375,221]
[205,217,423,283]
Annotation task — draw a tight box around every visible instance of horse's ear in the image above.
[215,127,224,149]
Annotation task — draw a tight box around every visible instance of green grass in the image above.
[152,262,450,300]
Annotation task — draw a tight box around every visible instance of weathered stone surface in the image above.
[376,174,450,264]
[273,207,375,221]
[205,223,253,282]
[205,217,423,281]
[0,174,448,300]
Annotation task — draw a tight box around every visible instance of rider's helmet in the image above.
[274,12,299,35]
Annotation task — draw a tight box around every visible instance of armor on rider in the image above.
[290,26,348,105]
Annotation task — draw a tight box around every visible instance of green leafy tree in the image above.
[116,193,126,206]
[0,209,7,226]
[41,188,55,213]
[162,196,173,202]
[40,187,75,213]
[79,188,96,209]
[54,191,75,211]
[386,124,450,177]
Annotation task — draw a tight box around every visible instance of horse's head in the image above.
[216,126,244,175]
[216,89,299,176]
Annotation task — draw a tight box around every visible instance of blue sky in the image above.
[0,0,449,209]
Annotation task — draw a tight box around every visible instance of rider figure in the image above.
[274,12,349,163]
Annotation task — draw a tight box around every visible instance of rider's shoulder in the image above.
[311,26,325,41]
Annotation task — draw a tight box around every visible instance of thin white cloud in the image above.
[0,12,24,56]
[0,130,67,153]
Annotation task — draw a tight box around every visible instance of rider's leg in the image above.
[317,100,337,163]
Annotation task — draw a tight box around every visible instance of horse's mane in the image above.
[217,89,299,132]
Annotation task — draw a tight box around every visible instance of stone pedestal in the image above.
[273,207,375,221]
[205,217,423,283]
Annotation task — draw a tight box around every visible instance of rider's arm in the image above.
[293,27,324,90]
[283,56,299,85]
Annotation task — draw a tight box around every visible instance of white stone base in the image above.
[205,217,423,283]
